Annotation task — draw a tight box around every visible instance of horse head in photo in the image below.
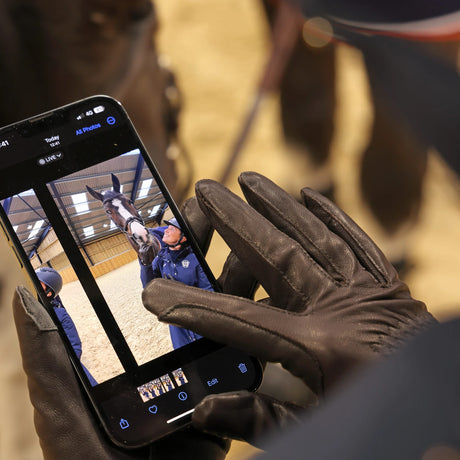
[86,174,161,265]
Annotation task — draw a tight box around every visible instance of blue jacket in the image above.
[52,298,98,386]
[151,245,213,291]
[139,227,211,349]
[53,299,82,358]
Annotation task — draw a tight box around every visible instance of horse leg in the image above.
[361,52,427,272]
[278,40,337,198]
[360,42,459,272]
[262,0,336,198]
[360,96,427,272]
[360,96,428,237]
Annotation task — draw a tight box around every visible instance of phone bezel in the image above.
[0,95,262,448]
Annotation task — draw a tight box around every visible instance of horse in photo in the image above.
[86,174,162,267]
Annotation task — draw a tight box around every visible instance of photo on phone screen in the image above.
[0,96,262,447]
[3,148,214,385]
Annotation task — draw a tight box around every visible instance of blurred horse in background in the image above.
[256,1,460,272]
[0,0,187,199]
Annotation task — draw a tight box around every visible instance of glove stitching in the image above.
[199,192,311,304]
[307,194,390,287]
[248,189,348,287]
[161,302,324,391]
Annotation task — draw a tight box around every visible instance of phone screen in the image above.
[0,96,261,448]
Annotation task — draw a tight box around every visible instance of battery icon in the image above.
[94,105,105,114]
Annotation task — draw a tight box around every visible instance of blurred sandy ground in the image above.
[1,1,459,458]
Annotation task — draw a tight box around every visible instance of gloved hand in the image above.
[138,238,161,266]
[142,171,437,442]
[11,197,229,460]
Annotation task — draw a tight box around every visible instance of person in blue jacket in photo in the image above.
[139,225,166,289]
[35,267,98,386]
[146,218,212,349]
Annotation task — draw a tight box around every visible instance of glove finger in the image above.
[182,196,259,298]
[195,179,328,311]
[12,287,137,459]
[142,279,322,391]
[301,187,397,285]
[217,251,259,299]
[181,196,214,256]
[238,171,355,283]
[193,391,304,448]
[138,241,160,266]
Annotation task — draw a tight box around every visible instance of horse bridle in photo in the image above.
[103,195,145,236]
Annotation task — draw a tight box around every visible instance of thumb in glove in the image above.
[138,239,161,266]
[13,286,142,459]
[13,253,229,458]
[193,390,306,449]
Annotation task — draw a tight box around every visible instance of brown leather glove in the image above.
[142,171,436,407]
[11,197,229,460]
[192,390,306,449]
[138,238,161,266]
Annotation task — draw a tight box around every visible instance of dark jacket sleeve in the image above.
[260,318,460,460]
[54,307,83,358]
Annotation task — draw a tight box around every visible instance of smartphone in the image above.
[0,95,262,449]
